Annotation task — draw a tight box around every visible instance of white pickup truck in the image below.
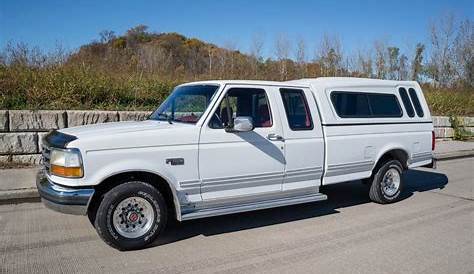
[37,77,435,250]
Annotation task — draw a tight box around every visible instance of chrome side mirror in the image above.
[226,116,254,132]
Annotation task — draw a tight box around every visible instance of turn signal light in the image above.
[51,165,83,178]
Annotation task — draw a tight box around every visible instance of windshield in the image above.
[149,84,219,124]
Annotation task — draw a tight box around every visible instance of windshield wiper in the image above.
[156,113,173,124]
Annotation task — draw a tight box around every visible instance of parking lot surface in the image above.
[0,158,472,273]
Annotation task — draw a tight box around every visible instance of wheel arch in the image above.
[88,170,181,222]
[374,147,409,172]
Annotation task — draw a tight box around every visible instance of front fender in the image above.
[85,158,183,220]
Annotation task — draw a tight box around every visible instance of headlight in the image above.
[50,148,83,178]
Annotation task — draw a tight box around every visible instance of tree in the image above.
[453,19,474,87]
[427,13,456,86]
[99,30,116,44]
[295,37,307,78]
[411,43,425,81]
[355,50,373,78]
[374,40,387,79]
[275,34,291,80]
[318,34,342,76]
[399,54,409,80]
[387,46,400,80]
[250,33,265,78]
[125,25,151,48]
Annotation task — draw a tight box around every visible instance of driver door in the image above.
[198,85,286,201]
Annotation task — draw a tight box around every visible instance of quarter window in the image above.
[280,89,313,130]
[209,88,272,129]
[331,91,402,118]
[408,88,424,117]
[398,88,415,117]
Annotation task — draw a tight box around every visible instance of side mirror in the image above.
[226,116,254,132]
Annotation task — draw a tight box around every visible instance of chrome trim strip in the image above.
[285,172,323,183]
[179,180,201,188]
[202,177,279,192]
[412,151,433,158]
[286,166,323,174]
[187,167,324,194]
[196,186,320,208]
[326,160,374,177]
[203,171,284,184]
[181,192,327,221]
[410,151,433,163]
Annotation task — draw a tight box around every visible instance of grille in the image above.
[41,145,51,174]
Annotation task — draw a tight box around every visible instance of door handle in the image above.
[267,133,284,141]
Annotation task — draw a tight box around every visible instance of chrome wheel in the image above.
[381,168,401,197]
[112,197,155,238]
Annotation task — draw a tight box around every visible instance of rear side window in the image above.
[408,88,424,117]
[331,91,402,118]
[280,89,313,130]
[398,88,415,117]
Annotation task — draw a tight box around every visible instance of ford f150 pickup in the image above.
[37,77,435,250]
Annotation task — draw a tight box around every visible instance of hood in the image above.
[60,120,190,139]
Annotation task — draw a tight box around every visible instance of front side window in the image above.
[280,89,313,130]
[209,88,272,129]
[150,85,219,124]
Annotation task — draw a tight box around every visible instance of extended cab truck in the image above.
[37,77,435,250]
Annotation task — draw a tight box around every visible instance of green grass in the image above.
[0,65,180,111]
[423,86,474,116]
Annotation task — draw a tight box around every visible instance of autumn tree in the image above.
[411,43,425,81]
[318,34,342,76]
[295,37,307,78]
[374,40,387,79]
[275,34,291,80]
[250,33,265,79]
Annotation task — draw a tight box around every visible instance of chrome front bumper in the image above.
[36,171,95,215]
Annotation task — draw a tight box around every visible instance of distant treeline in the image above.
[0,14,472,115]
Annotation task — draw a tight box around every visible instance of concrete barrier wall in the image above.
[0,110,472,165]
[0,110,151,165]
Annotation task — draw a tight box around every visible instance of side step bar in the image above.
[181,192,327,221]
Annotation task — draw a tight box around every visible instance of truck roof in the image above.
[286,77,418,88]
[181,77,419,89]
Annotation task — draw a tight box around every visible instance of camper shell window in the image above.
[331,91,402,118]
[408,88,424,117]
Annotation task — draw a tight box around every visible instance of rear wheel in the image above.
[369,160,404,204]
[94,181,167,250]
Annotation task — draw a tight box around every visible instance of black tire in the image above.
[369,159,404,204]
[94,181,167,250]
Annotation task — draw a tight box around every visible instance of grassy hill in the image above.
[0,25,472,115]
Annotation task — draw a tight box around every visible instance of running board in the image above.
[181,192,327,221]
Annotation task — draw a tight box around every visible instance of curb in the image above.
[434,149,474,161]
[1,151,473,205]
[0,188,40,205]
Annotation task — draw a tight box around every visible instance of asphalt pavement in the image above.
[0,158,472,273]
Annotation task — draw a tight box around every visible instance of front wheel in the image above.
[369,160,404,204]
[94,181,167,250]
